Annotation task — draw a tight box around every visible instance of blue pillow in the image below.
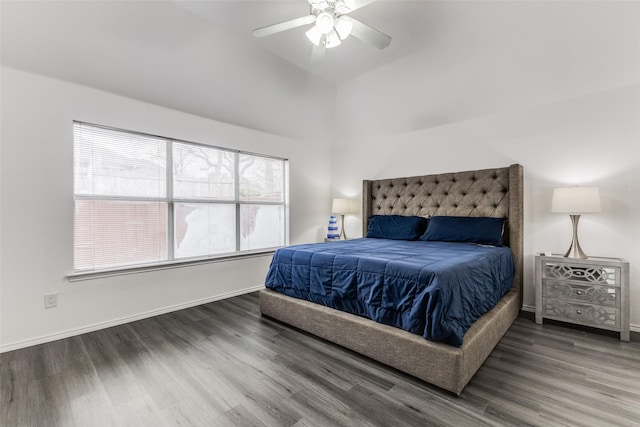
[420,216,504,246]
[366,215,429,240]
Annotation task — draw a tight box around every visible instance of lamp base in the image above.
[339,214,347,240]
[564,214,587,259]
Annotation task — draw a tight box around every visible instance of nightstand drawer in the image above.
[542,262,620,286]
[543,298,620,329]
[542,280,619,307]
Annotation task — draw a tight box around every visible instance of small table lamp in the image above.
[551,186,601,259]
[332,198,353,240]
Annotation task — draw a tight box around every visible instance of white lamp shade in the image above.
[306,26,341,48]
[324,28,342,48]
[334,16,353,39]
[551,186,601,213]
[305,26,321,46]
[332,198,353,214]
[315,12,334,34]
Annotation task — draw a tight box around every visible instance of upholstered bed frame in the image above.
[260,164,524,395]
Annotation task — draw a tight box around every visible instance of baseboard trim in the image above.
[4,290,636,352]
[0,285,265,353]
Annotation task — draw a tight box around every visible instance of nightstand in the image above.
[535,254,630,341]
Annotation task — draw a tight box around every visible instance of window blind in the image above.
[73,122,288,273]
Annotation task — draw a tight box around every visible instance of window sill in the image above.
[67,249,277,282]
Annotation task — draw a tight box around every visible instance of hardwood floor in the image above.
[2,292,639,426]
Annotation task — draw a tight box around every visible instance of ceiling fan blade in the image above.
[310,35,327,64]
[349,18,391,49]
[253,15,316,38]
[343,0,377,12]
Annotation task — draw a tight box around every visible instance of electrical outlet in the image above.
[44,293,58,309]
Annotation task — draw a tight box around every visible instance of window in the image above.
[73,122,288,272]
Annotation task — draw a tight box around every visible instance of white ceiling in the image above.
[175,0,438,85]
[1,0,436,91]
[0,0,440,139]
[5,0,636,143]
[0,0,350,140]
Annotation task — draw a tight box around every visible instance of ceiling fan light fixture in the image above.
[306,26,341,48]
[305,26,322,46]
[315,12,334,34]
[325,29,342,48]
[334,15,353,40]
[254,0,392,60]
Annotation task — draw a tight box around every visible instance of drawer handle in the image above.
[576,290,583,295]
[576,310,582,315]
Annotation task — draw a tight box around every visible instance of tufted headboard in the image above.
[362,164,524,303]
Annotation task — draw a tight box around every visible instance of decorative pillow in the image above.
[366,215,429,240]
[420,216,505,246]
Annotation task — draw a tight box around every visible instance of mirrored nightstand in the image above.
[535,254,630,341]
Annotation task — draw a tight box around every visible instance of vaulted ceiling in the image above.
[0,0,451,141]
[0,1,442,88]
[175,0,439,85]
[2,1,638,143]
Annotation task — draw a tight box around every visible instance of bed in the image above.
[260,164,523,395]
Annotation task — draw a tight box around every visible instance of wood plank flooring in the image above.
[2,292,639,426]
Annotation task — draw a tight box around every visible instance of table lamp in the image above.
[331,198,353,240]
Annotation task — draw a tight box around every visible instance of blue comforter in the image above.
[265,238,514,347]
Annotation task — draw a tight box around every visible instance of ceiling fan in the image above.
[252,0,391,63]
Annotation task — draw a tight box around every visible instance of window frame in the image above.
[70,121,289,281]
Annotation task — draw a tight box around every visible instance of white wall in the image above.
[0,67,331,351]
[332,1,640,329]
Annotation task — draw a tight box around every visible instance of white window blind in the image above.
[238,154,285,251]
[73,122,288,273]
